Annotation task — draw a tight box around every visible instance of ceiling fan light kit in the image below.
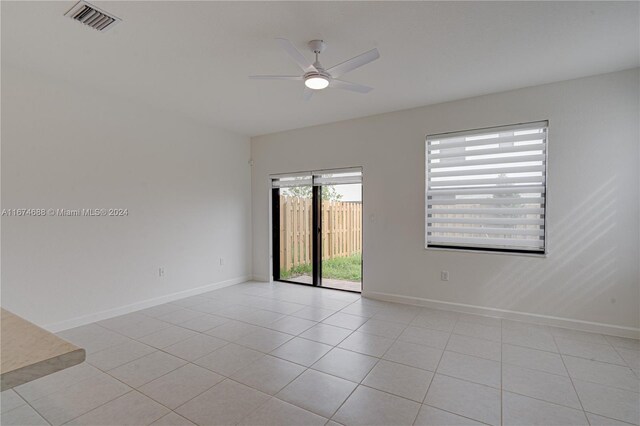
[250,38,379,100]
[304,76,329,90]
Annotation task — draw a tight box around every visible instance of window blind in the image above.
[271,174,312,188]
[426,121,548,254]
[313,168,362,186]
[271,168,362,188]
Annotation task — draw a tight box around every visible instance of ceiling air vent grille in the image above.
[65,1,121,32]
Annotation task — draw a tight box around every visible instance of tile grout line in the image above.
[414,311,461,425]
[501,332,636,368]
[608,338,639,373]
[15,365,140,426]
[60,388,175,426]
[5,390,54,426]
[582,411,639,426]
[220,299,508,424]
[420,402,494,426]
[170,293,366,425]
[318,305,392,422]
[220,376,305,425]
[233,295,371,425]
[553,335,591,425]
[97,365,192,412]
[501,358,640,394]
[326,303,417,423]
[166,349,305,423]
[501,389,605,414]
[328,315,623,417]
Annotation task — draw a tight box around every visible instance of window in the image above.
[426,121,548,254]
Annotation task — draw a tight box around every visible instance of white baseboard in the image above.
[45,275,250,332]
[251,275,270,282]
[364,291,640,339]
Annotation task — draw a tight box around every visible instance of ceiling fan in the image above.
[250,39,380,100]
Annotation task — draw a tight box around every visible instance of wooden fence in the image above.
[279,196,362,271]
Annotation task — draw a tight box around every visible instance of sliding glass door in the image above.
[318,171,362,292]
[272,175,313,285]
[272,168,362,292]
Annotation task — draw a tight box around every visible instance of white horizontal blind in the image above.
[272,174,312,188]
[426,121,547,253]
[272,168,362,188]
[314,168,362,186]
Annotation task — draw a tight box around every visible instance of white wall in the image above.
[251,69,640,335]
[1,66,252,330]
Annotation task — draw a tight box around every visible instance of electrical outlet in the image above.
[219,257,224,266]
[159,267,165,277]
[441,270,449,281]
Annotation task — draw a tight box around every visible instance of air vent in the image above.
[65,1,121,32]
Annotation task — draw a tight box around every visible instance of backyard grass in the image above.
[280,253,361,282]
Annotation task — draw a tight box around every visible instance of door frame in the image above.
[269,167,363,293]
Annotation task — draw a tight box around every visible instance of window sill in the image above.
[425,246,547,258]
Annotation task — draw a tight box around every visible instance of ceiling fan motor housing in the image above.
[304,68,330,80]
[308,39,326,54]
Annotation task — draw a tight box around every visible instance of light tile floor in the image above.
[2,281,639,426]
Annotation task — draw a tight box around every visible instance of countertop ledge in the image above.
[1,308,85,391]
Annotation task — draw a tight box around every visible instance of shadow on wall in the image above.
[490,176,620,319]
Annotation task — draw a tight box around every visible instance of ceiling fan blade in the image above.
[276,38,317,73]
[327,48,379,78]
[329,79,373,93]
[249,75,302,80]
[303,87,314,101]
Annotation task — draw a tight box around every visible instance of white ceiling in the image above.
[2,1,639,136]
